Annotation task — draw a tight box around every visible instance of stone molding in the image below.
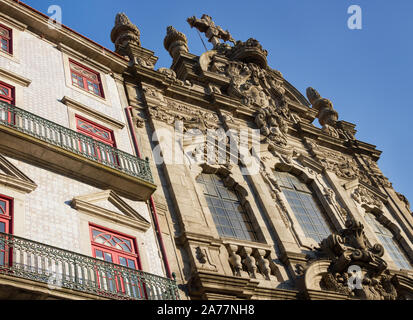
[0,66,31,87]
[71,190,150,232]
[61,96,125,129]
[0,154,37,193]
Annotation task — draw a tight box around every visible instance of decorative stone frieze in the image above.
[351,185,383,210]
[148,99,220,132]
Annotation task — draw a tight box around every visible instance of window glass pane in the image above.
[196,173,257,242]
[0,39,8,52]
[127,259,136,269]
[119,256,127,267]
[70,60,103,96]
[95,249,103,260]
[0,86,9,97]
[274,170,331,243]
[104,252,113,262]
[365,212,411,270]
[0,200,6,215]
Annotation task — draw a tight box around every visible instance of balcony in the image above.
[0,232,179,300]
[0,102,156,201]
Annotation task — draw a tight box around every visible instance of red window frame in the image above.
[0,195,13,268]
[0,81,15,105]
[75,115,118,165]
[69,59,104,98]
[0,194,13,235]
[0,24,12,55]
[0,81,15,125]
[89,224,143,298]
[75,115,116,147]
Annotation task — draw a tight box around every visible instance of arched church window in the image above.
[273,170,331,243]
[196,173,257,241]
[364,212,411,270]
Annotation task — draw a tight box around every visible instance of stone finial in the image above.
[163,26,188,60]
[187,14,235,48]
[306,87,339,138]
[306,87,322,105]
[110,13,141,54]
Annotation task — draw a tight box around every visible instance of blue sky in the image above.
[24,0,413,204]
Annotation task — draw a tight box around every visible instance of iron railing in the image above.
[0,101,153,184]
[0,232,179,300]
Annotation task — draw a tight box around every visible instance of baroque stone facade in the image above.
[0,1,412,300]
[115,12,413,300]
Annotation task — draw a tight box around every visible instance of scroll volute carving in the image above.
[307,218,400,300]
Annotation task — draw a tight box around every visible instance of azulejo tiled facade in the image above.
[0,1,411,300]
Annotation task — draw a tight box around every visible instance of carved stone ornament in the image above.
[304,140,360,181]
[148,99,220,131]
[322,186,348,221]
[187,14,236,47]
[315,218,398,300]
[259,165,291,228]
[320,154,359,180]
[351,185,383,210]
[194,246,217,271]
[158,67,192,87]
[200,52,284,109]
[110,13,141,54]
[163,26,189,61]
[306,87,355,140]
[201,52,291,155]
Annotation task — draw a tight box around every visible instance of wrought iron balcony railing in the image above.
[0,101,153,184]
[0,232,179,300]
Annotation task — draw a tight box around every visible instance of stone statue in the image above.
[187,14,236,47]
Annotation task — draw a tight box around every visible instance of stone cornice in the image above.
[0,66,31,87]
[134,55,381,161]
[0,154,37,193]
[61,96,125,129]
[0,11,27,30]
[71,190,151,232]
[175,232,223,248]
[188,270,298,300]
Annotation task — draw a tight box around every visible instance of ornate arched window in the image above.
[196,173,257,241]
[273,170,331,243]
[364,212,411,270]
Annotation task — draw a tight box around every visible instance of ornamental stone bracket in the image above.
[300,218,413,300]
